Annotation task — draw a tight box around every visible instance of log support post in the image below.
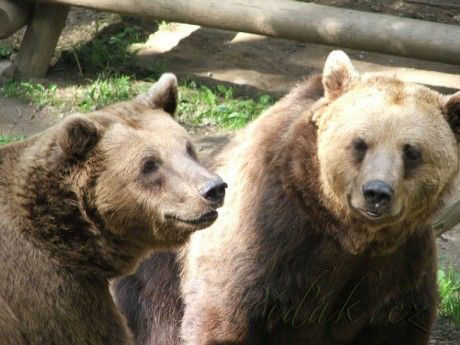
[10,2,69,80]
[0,0,32,38]
[434,198,460,237]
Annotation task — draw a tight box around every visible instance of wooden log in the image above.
[12,3,69,79]
[27,0,460,65]
[0,0,32,38]
[406,0,460,9]
[434,197,460,237]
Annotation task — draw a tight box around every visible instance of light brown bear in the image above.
[0,74,226,345]
[115,52,460,345]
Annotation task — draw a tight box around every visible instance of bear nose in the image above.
[362,180,394,208]
[200,177,227,206]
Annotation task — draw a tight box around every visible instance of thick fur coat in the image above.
[0,74,224,345]
[115,52,460,345]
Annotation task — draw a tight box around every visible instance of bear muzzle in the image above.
[359,179,398,220]
[199,177,227,207]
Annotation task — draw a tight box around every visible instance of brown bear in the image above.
[0,73,226,345]
[114,51,460,345]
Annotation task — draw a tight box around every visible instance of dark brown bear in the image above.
[0,74,226,345]
[115,51,460,345]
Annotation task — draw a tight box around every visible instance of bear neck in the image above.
[277,115,432,256]
[7,140,145,279]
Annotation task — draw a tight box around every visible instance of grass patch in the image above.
[0,43,13,59]
[0,74,140,113]
[438,264,460,326]
[77,77,270,129]
[0,81,60,108]
[178,82,272,129]
[78,74,140,112]
[0,75,271,130]
[0,135,25,146]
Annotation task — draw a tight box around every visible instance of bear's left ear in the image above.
[58,115,99,160]
[138,73,178,115]
[443,91,460,139]
[322,50,359,99]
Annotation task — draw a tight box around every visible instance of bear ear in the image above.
[443,91,460,139]
[58,115,99,159]
[322,50,358,99]
[139,73,178,115]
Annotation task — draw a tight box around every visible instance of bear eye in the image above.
[351,138,368,162]
[142,159,159,174]
[403,144,422,169]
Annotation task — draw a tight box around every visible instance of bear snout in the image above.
[362,179,394,215]
[199,177,227,207]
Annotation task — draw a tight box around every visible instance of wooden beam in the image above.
[434,197,460,237]
[26,0,460,65]
[12,2,69,79]
[406,0,460,9]
[0,0,32,38]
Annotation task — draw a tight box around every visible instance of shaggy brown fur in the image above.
[115,252,183,345]
[115,52,460,345]
[0,74,225,345]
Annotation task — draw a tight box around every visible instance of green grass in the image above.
[0,135,25,146]
[0,43,13,59]
[77,74,140,112]
[178,82,272,129]
[0,76,271,129]
[438,264,460,326]
[0,74,140,113]
[0,81,60,108]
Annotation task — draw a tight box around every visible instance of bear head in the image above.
[39,74,227,274]
[313,51,460,251]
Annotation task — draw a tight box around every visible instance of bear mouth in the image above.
[357,207,404,224]
[165,210,218,226]
[362,209,383,219]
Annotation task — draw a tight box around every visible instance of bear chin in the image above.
[155,211,220,247]
[348,200,405,228]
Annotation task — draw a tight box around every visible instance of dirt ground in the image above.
[0,0,459,342]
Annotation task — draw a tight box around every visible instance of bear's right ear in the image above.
[58,115,99,159]
[138,73,178,115]
[443,91,460,139]
[322,50,359,100]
